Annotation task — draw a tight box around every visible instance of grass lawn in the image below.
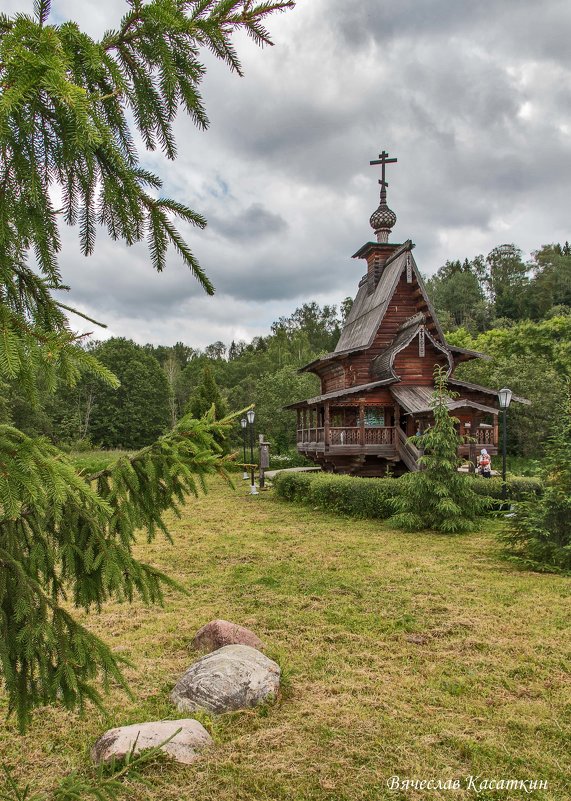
[0,477,569,800]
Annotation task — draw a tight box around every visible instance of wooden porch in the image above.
[294,402,499,474]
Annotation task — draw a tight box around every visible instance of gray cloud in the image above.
[13,0,571,345]
[208,203,288,241]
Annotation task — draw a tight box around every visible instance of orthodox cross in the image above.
[370,150,397,192]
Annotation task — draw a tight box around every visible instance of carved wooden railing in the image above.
[475,427,494,445]
[297,428,324,444]
[297,426,397,449]
[329,426,360,446]
[364,426,395,445]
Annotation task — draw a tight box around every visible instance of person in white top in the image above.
[477,448,491,478]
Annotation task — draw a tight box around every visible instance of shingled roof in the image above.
[390,385,499,416]
[299,238,451,375]
[284,378,396,409]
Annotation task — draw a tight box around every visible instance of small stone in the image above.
[192,619,263,653]
[91,719,212,765]
[171,644,280,714]
[406,633,430,645]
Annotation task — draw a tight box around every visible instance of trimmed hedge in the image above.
[272,471,542,520]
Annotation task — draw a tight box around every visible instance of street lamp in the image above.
[498,387,513,502]
[246,408,258,495]
[240,417,248,480]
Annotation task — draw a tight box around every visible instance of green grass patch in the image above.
[69,448,136,475]
[0,478,567,800]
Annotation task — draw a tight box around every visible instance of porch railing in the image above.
[475,427,494,445]
[296,426,395,447]
[329,426,360,446]
[365,426,395,445]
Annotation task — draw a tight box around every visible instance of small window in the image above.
[364,407,385,427]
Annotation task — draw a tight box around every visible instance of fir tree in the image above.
[0,0,293,729]
[389,366,490,533]
[187,364,227,420]
[501,386,571,572]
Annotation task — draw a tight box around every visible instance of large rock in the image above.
[192,619,263,653]
[171,644,280,714]
[91,719,212,765]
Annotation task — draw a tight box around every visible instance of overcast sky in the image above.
[12,0,571,347]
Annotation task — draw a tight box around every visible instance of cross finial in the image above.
[370,150,397,199]
[368,150,398,243]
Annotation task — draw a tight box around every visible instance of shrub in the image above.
[500,388,571,573]
[273,472,402,519]
[468,475,543,501]
[273,471,542,523]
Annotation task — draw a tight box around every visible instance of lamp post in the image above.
[246,408,258,495]
[498,387,513,503]
[240,417,248,480]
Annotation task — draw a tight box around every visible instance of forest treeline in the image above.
[3,242,570,457]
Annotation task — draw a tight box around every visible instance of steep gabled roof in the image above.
[334,243,412,353]
[299,238,451,375]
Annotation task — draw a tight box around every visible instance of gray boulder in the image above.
[192,619,263,653]
[171,644,280,714]
[91,719,212,765]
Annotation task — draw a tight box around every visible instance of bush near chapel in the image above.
[273,471,541,521]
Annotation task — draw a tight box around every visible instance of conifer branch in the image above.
[0,0,294,733]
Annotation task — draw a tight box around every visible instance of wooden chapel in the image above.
[287,151,528,475]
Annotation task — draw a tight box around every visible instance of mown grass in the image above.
[69,448,136,475]
[0,476,569,800]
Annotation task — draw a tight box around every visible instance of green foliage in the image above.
[467,474,543,501]
[0,412,232,731]
[273,471,402,518]
[451,317,571,456]
[252,366,318,453]
[273,469,538,522]
[425,258,489,332]
[500,388,571,572]
[187,364,227,420]
[87,338,170,449]
[0,0,293,732]
[389,367,491,533]
[426,241,571,332]
[527,242,571,318]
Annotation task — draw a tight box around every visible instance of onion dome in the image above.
[369,197,397,243]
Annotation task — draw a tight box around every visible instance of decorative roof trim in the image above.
[351,238,413,261]
[372,318,453,382]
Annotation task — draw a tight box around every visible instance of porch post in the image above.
[324,402,330,450]
[359,401,365,447]
[468,412,477,473]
